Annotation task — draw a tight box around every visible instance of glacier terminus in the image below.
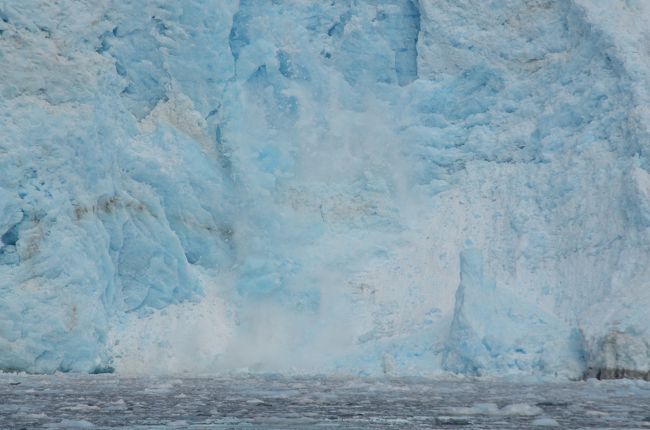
[1,0,650,381]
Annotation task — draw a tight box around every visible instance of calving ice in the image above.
[0,0,649,379]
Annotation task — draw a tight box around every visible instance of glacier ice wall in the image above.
[1,0,649,377]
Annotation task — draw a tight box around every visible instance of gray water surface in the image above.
[2,374,650,429]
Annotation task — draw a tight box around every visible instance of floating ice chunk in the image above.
[446,402,542,416]
[45,419,95,428]
[446,402,500,415]
[142,383,175,395]
[61,404,100,412]
[531,416,560,426]
[500,403,544,417]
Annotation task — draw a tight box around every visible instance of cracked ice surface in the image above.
[1,0,650,377]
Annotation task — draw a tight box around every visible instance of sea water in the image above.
[2,374,649,429]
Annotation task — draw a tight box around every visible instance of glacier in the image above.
[1,0,650,378]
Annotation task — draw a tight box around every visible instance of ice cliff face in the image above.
[1,0,649,378]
